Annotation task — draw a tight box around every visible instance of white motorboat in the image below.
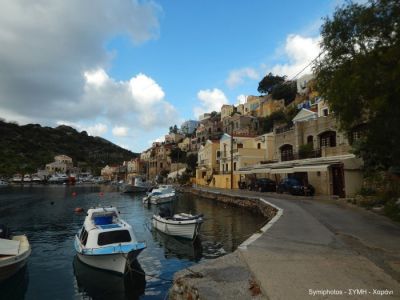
[11,174,22,183]
[74,207,146,274]
[0,225,31,281]
[22,174,31,183]
[0,180,8,186]
[152,208,203,240]
[48,173,69,184]
[122,177,153,193]
[31,174,42,183]
[142,185,176,205]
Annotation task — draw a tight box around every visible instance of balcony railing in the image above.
[281,149,322,161]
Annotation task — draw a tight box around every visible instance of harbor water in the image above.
[0,185,266,299]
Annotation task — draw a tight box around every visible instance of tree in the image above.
[169,125,178,134]
[169,148,186,163]
[257,73,285,94]
[271,81,297,105]
[314,0,400,172]
[185,153,198,175]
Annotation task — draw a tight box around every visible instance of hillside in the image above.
[0,121,138,176]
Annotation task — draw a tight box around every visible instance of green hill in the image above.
[0,120,138,176]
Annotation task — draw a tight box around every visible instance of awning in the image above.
[270,168,295,174]
[293,164,330,172]
[237,168,271,174]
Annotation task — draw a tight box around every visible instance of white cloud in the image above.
[56,121,108,136]
[271,34,321,78]
[226,68,259,88]
[236,94,247,105]
[112,126,129,137]
[86,123,108,136]
[193,88,229,118]
[84,69,109,88]
[129,73,165,105]
[0,1,169,135]
[148,135,165,145]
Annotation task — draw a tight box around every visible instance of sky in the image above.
[0,0,346,153]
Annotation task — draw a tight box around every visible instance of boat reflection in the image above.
[152,230,203,262]
[0,265,29,300]
[73,256,146,300]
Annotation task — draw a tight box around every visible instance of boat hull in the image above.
[122,184,149,193]
[150,194,175,205]
[152,216,202,240]
[77,252,128,274]
[76,249,143,275]
[0,236,31,282]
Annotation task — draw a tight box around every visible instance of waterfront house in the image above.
[45,155,73,174]
[196,140,220,186]
[238,100,363,197]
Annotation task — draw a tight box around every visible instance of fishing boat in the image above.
[152,207,203,240]
[0,225,31,281]
[74,207,146,274]
[122,177,153,193]
[142,185,176,205]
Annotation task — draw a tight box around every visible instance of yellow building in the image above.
[238,103,363,198]
[196,140,220,185]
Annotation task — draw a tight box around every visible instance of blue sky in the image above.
[0,0,343,153]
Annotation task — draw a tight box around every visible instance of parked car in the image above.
[277,178,315,196]
[248,178,276,192]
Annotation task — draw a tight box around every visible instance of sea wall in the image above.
[169,187,278,300]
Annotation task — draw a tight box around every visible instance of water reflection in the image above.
[152,230,203,262]
[73,256,146,300]
[0,266,29,300]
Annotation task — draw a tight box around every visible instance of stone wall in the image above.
[169,188,278,299]
[188,188,277,220]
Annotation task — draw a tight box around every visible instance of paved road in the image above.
[191,187,400,299]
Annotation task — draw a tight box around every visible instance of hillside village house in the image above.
[101,165,119,180]
[238,99,363,197]
[45,155,73,174]
[148,143,172,179]
[195,114,223,146]
[126,158,145,179]
[165,132,185,144]
[177,137,191,152]
[222,114,259,136]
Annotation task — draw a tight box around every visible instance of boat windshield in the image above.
[97,230,131,246]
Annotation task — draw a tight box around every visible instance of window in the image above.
[280,144,294,161]
[98,230,131,246]
[322,108,329,116]
[320,131,336,148]
[160,162,163,169]
[257,143,261,149]
[237,143,243,149]
[80,228,88,246]
[234,162,236,171]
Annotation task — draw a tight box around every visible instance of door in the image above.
[331,164,345,198]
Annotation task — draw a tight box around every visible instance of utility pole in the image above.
[230,122,234,189]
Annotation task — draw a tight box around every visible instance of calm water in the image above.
[0,185,266,299]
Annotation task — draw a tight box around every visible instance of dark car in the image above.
[248,178,276,192]
[277,178,315,196]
